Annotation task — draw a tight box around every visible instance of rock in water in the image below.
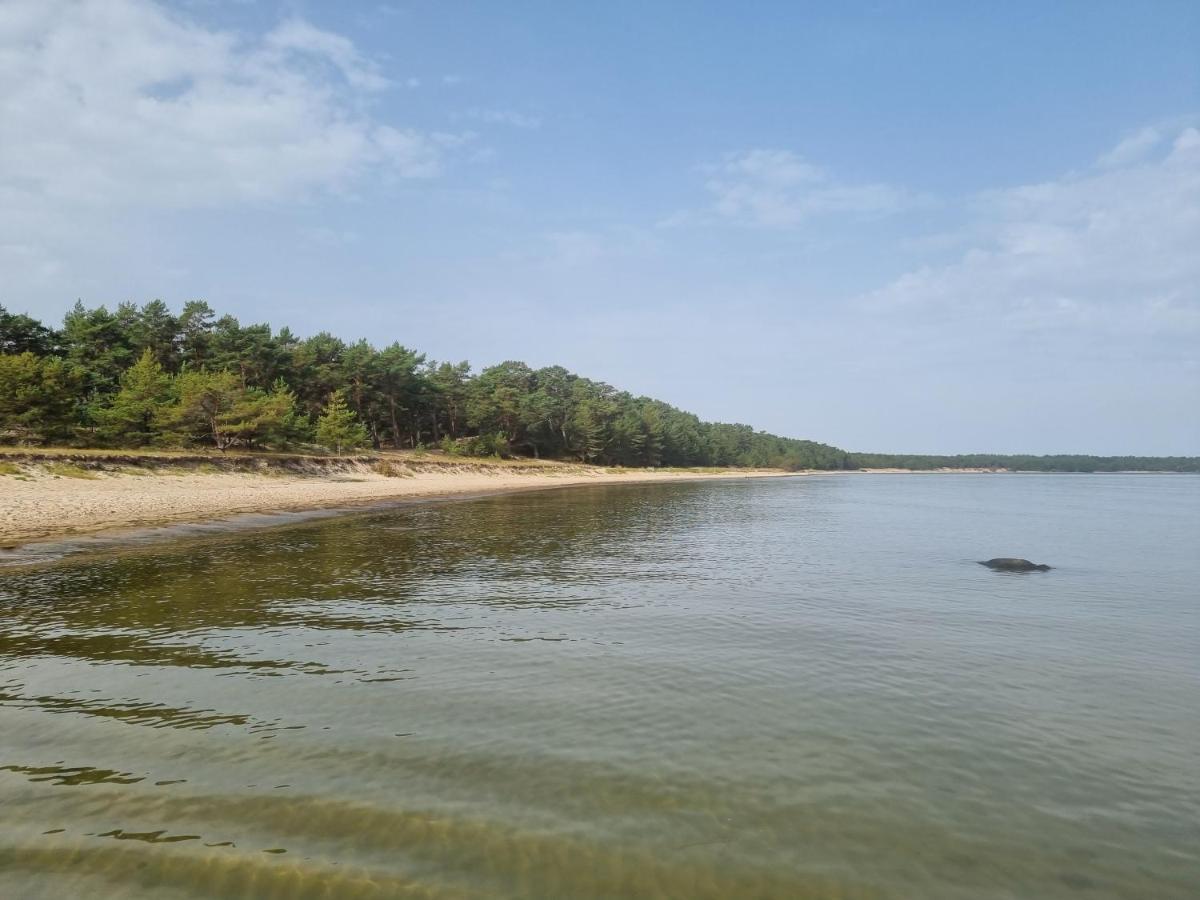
[980,558,1051,572]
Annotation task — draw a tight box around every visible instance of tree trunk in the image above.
[389,396,402,449]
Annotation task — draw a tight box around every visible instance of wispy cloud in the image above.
[0,0,475,305]
[1096,126,1165,169]
[865,126,1200,339]
[0,0,451,211]
[263,17,391,92]
[668,149,917,228]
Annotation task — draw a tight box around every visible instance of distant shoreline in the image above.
[0,451,1191,555]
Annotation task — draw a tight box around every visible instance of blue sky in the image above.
[2,1,1197,454]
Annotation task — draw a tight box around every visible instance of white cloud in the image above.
[1096,126,1164,169]
[263,18,390,92]
[0,0,447,211]
[681,149,915,227]
[866,127,1200,339]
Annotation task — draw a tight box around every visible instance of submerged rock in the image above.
[979,557,1051,572]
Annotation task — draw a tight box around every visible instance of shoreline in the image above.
[0,459,796,552]
[1,455,1186,557]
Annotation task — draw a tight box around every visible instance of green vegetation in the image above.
[315,390,369,454]
[1,301,1195,471]
[846,453,1200,473]
[0,301,847,468]
[43,461,99,479]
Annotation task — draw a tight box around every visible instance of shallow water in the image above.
[1,474,1197,898]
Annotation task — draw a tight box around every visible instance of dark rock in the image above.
[979,557,1051,572]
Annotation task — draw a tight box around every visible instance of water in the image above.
[1,474,1197,899]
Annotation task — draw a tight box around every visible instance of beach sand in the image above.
[0,460,792,547]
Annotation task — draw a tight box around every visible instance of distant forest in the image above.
[1,301,1195,472]
[847,453,1200,474]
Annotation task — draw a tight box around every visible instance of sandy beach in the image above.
[0,457,793,548]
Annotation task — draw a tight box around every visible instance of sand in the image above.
[0,464,793,548]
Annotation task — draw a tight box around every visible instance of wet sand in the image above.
[0,464,791,548]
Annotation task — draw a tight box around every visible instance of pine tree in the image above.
[0,352,81,442]
[315,390,368,454]
[95,349,172,445]
[157,370,243,451]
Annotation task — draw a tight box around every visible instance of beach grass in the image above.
[44,462,101,479]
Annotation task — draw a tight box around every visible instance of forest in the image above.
[0,300,850,469]
[3,301,1195,472]
[845,452,1200,473]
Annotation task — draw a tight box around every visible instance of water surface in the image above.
[1,475,1197,898]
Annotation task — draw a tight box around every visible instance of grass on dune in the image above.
[43,462,101,479]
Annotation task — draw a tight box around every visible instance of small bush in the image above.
[371,459,412,478]
[446,432,512,459]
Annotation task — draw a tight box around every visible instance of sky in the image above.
[1,1,1197,455]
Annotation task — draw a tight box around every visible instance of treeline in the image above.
[0,300,850,469]
[846,453,1200,473]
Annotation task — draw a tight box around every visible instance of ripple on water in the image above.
[1,476,1198,898]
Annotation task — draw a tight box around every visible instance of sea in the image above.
[1,473,1197,898]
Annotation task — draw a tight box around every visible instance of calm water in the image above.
[1,475,1197,899]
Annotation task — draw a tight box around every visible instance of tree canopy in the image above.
[0,300,849,466]
[0,300,1194,472]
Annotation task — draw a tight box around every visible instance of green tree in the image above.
[315,390,368,454]
[95,349,173,445]
[291,332,347,418]
[158,370,241,450]
[340,339,381,446]
[60,301,138,418]
[222,381,301,450]
[158,370,293,451]
[0,305,56,355]
[257,378,308,448]
[205,316,282,390]
[2,297,1193,472]
[178,300,216,369]
[524,366,576,457]
[468,361,534,447]
[0,352,82,442]
[427,360,471,439]
[131,299,180,370]
[371,343,425,448]
[570,394,616,463]
[638,403,665,467]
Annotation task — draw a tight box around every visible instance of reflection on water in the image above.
[1,476,1198,898]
